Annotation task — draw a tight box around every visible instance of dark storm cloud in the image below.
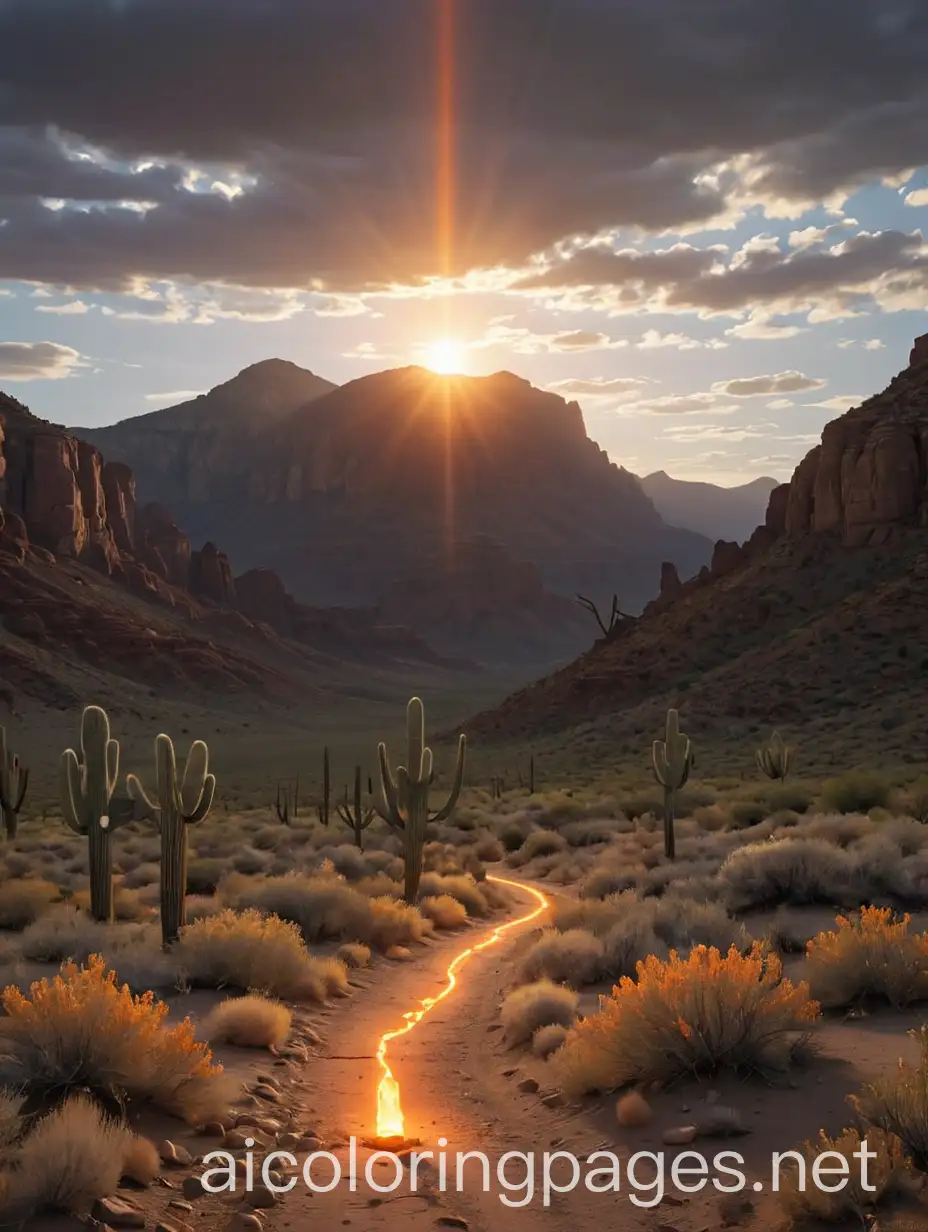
[0,0,926,291]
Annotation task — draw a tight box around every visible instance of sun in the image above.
[422,338,467,375]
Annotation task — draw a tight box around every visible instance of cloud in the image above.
[547,376,649,400]
[838,337,886,349]
[725,313,805,340]
[0,341,86,380]
[620,392,741,416]
[35,299,91,314]
[905,188,928,207]
[811,394,869,411]
[144,389,206,404]
[475,323,626,355]
[712,371,826,397]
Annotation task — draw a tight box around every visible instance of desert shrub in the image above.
[0,956,230,1122]
[806,907,928,1009]
[232,848,271,876]
[120,1135,160,1185]
[0,1088,23,1151]
[552,944,819,1096]
[905,777,928,824]
[518,928,604,987]
[368,897,432,949]
[720,838,859,911]
[766,907,817,955]
[855,1025,928,1167]
[777,1127,913,1225]
[622,795,662,821]
[560,819,622,847]
[121,861,161,889]
[223,873,371,943]
[500,980,579,1045]
[175,908,336,1000]
[473,837,504,862]
[186,857,227,895]
[506,830,568,867]
[71,887,150,922]
[337,941,371,968]
[692,804,730,831]
[312,955,350,996]
[6,1095,133,1218]
[419,895,468,930]
[822,770,893,815]
[19,905,111,963]
[499,825,527,853]
[0,879,60,930]
[418,873,490,918]
[729,800,768,829]
[766,783,813,815]
[532,1024,568,1059]
[202,994,292,1049]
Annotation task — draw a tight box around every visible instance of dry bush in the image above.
[185,895,224,923]
[560,818,624,848]
[777,1127,914,1225]
[419,895,468,930]
[203,994,292,1049]
[175,908,337,1000]
[692,804,730,831]
[730,801,768,829]
[119,860,161,890]
[70,887,150,922]
[19,905,111,963]
[222,873,373,944]
[854,1024,928,1167]
[518,928,604,987]
[367,896,432,949]
[120,1135,161,1185]
[312,955,350,996]
[186,857,227,895]
[766,783,813,815]
[720,838,859,912]
[0,955,231,1123]
[806,907,928,1009]
[507,830,567,867]
[0,1088,23,1151]
[822,770,893,815]
[0,879,60,930]
[474,837,504,862]
[418,873,490,917]
[500,980,579,1045]
[552,944,819,1097]
[5,1095,133,1218]
[532,1024,569,1059]
[337,941,371,968]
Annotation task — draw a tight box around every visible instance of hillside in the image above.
[0,390,453,714]
[639,470,778,543]
[465,335,928,765]
[74,365,713,618]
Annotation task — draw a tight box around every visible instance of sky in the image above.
[1,1,927,486]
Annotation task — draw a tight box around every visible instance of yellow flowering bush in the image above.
[552,942,819,1096]
[806,907,928,1009]
[0,956,232,1122]
[778,1127,914,1224]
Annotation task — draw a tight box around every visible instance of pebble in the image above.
[200,1123,226,1139]
[246,1185,279,1210]
[696,1106,748,1138]
[228,1216,264,1232]
[435,1219,469,1230]
[517,1078,539,1094]
[181,1176,208,1201]
[616,1091,652,1128]
[541,1093,563,1108]
[663,1126,698,1146]
[156,1221,193,1232]
[167,1200,194,1214]
[385,945,413,960]
[160,1141,194,1167]
[93,1197,146,1228]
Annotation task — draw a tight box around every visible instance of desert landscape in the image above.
[4,3,928,1231]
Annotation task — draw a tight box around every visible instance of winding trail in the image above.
[375,874,550,1138]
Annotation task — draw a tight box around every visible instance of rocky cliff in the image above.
[76,364,713,614]
[465,336,928,745]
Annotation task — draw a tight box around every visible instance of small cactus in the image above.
[128,734,215,946]
[0,726,28,840]
[756,731,795,782]
[651,708,693,861]
[377,697,466,903]
[60,706,134,922]
[337,765,375,850]
[316,746,331,827]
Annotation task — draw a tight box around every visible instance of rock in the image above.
[517,1078,539,1094]
[228,1216,264,1232]
[102,461,136,553]
[199,1123,226,1139]
[277,1133,302,1150]
[93,1197,146,1227]
[190,541,236,605]
[696,1105,748,1138]
[662,1126,698,1146]
[159,1140,194,1167]
[234,569,295,635]
[435,1219,469,1230]
[709,539,744,579]
[385,945,413,961]
[540,1092,563,1108]
[246,1185,279,1210]
[660,561,683,601]
[297,1136,323,1151]
[136,503,191,586]
[167,1200,193,1213]
[616,1091,652,1128]
[181,1176,208,1200]
[911,333,928,367]
[252,1085,281,1103]
[156,1221,193,1232]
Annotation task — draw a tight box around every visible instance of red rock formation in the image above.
[101,462,136,554]
[235,568,295,634]
[190,541,236,605]
[136,503,191,587]
[710,539,745,579]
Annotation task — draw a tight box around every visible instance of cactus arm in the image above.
[406,698,426,781]
[179,741,208,815]
[429,735,467,822]
[377,741,405,829]
[13,763,28,813]
[184,773,215,823]
[126,772,161,824]
[106,738,119,799]
[59,748,84,833]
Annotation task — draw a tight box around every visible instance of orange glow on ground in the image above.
[374,874,550,1139]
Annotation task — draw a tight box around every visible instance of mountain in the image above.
[75,365,713,626]
[638,471,778,543]
[465,335,928,761]
[0,389,450,713]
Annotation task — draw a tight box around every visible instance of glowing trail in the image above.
[375,875,550,1139]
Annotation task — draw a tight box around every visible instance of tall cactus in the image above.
[316,746,331,827]
[756,730,794,782]
[337,765,375,850]
[60,706,132,922]
[651,708,693,861]
[127,735,215,946]
[0,726,28,840]
[377,697,466,904]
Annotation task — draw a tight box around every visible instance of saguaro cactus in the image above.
[60,706,131,922]
[337,766,375,850]
[651,708,693,861]
[756,731,795,782]
[377,697,466,904]
[317,746,331,827]
[0,726,28,840]
[128,735,215,946]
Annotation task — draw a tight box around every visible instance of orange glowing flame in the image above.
[374,874,550,1139]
